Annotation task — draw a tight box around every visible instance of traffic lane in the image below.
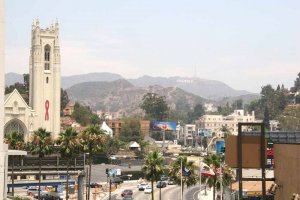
[111,182,148,200]
[184,185,205,200]
[159,185,181,200]
[133,189,151,200]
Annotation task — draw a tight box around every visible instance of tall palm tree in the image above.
[56,128,79,200]
[4,131,25,197]
[169,156,198,195]
[202,153,234,200]
[27,128,53,199]
[79,125,108,200]
[142,151,164,200]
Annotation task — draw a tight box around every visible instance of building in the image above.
[4,19,61,140]
[204,103,217,112]
[107,119,150,138]
[0,0,8,197]
[183,124,196,146]
[63,101,75,116]
[197,110,256,135]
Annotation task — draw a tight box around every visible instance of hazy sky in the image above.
[5,0,300,93]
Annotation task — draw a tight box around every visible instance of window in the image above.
[46,77,49,84]
[44,45,51,70]
[44,45,50,61]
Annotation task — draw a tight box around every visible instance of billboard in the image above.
[150,121,176,131]
[198,128,213,137]
[216,141,225,154]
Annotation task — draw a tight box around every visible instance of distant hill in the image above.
[128,75,253,100]
[5,73,23,86]
[67,79,207,115]
[5,72,258,101]
[217,94,261,106]
[62,72,123,89]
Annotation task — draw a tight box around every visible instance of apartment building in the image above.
[197,110,256,135]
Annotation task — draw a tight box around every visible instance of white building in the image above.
[204,103,217,112]
[197,110,256,135]
[4,20,61,140]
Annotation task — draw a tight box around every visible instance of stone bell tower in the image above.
[29,19,61,138]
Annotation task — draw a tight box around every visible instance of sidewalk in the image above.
[198,187,213,200]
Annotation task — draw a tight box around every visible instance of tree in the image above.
[231,99,243,110]
[80,125,108,200]
[56,128,80,200]
[72,102,97,126]
[142,151,164,200]
[27,128,53,199]
[119,118,142,142]
[263,107,270,130]
[140,93,169,121]
[61,89,69,115]
[4,131,25,197]
[291,72,300,92]
[187,104,205,123]
[220,125,231,138]
[104,137,123,160]
[202,153,234,200]
[169,156,198,195]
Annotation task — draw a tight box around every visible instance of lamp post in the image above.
[84,153,89,200]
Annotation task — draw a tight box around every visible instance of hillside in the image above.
[128,75,253,100]
[5,72,258,101]
[67,79,208,115]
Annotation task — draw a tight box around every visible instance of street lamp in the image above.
[83,153,89,200]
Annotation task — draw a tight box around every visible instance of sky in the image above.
[5,0,300,93]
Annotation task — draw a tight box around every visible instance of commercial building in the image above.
[197,110,256,135]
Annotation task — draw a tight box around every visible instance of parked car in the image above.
[123,195,134,200]
[27,187,48,197]
[160,175,168,181]
[111,177,124,184]
[144,186,152,194]
[156,181,167,188]
[89,182,101,188]
[121,189,133,197]
[34,193,52,200]
[137,183,149,191]
[168,179,175,185]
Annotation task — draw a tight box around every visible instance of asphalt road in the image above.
[104,181,205,200]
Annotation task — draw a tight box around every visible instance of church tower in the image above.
[29,19,61,138]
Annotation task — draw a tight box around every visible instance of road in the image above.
[105,181,204,200]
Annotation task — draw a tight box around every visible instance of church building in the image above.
[4,19,61,141]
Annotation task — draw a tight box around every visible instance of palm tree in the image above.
[169,156,198,195]
[4,131,25,197]
[141,151,164,200]
[27,128,53,199]
[56,128,79,200]
[202,153,234,199]
[79,125,108,200]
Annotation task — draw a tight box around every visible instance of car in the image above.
[160,175,168,181]
[137,183,149,191]
[156,181,167,188]
[121,189,133,197]
[144,186,152,194]
[27,187,48,197]
[34,193,52,200]
[123,195,134,200]
[111,177,124,184]
[89,182,101,188]
[168,179,175,185]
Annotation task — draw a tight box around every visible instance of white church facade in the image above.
[4,20,61,141]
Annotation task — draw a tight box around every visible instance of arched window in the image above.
[44,45,51,70]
